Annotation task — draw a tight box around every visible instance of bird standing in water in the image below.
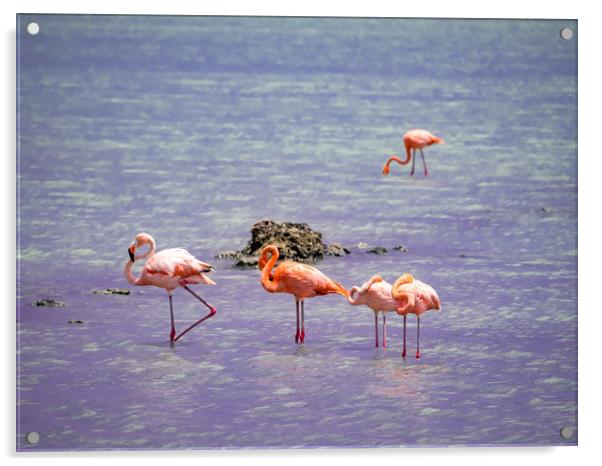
[382,129,444,177]
[391,273,441,358]
[124,233,217,343]
[347,275,398,348]
[259,244,348,344]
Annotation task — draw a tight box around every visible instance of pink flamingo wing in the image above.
[145,249,212,278]
[278,262,344,297]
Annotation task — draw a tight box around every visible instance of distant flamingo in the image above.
[124,233,217,343]
[391,273,441,358]
[382,129,444,177]
[259,244,348,344]
[347,275,398,348]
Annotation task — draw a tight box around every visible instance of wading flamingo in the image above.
[382,129,444,177]
[347,275,397,348]
[391,273,441,358]
[124,233,217,343]
[259,244,348,344]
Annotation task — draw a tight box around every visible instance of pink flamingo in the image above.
[347,275,397,348]
[391,273,441,358]
[259,244,348,344]
[124,233,217,343]
[382,129,444,177]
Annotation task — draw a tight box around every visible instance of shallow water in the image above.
[17,16,577,449]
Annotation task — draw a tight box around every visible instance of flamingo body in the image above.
[347,275,398,348]
[124,233,217,342]
[383,129,444,176]
[259,244,347,343]
[139,248,215,292]
[391,273,440,358]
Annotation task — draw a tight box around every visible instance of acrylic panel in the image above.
[16,15,577,450]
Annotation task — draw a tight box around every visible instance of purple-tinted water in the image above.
[17,16,577,450]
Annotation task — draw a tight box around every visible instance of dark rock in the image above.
[241,219,325,262]
[325,243,351,257]
[367,246,388,255]
[68,319,84,324]
[32,299,65,307]
[220,219,347,267]
[93,288,130,296]
[214,250,240,259]
[393,245,409,253]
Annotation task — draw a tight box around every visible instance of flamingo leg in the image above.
[169,294,176,342]
[402,315,407,358]
[295,299,300,344]
[410,148,416,176]
[416,316,421,359]
[300,300,306,344]
[374,311,379,348]
[172,286,217,342]
[420,149,428,176]
[382,313,387,348]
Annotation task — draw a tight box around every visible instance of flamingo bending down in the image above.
[347,275,398,348]
[259,244,348,344]
[124,233,217,343]
[382,129,444,177]
[391,273,441,358]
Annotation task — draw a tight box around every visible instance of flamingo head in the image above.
[128,232,153,262]
[382,163,390,176]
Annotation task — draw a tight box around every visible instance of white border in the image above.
[3,1,601,465]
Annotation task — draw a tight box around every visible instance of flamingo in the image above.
[382,129,444,177]
[124,232,217,343]
[391,273,441,358]
[347,275,398,348]
[259,244,348,344]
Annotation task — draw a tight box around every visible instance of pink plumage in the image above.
[382,128,444,177]
[391,273,441,358]
[259,244,348,344]
[124,233,217,343]
[347,275,397,348]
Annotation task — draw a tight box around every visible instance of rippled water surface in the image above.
[17,16,577,450]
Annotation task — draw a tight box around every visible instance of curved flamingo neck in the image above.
[124,236,156,286]
[347,286,361,304]
[137,236,156,261]
[124,260,144,286]
[260,245,280,293]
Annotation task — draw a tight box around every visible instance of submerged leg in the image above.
[172,286,217,342]
[382,313,387,348]
[402,315,407,358]
[300,300,306,344]
[416,316,421,359]
[374,311,379,348]
[410,149,416,176]
[295,299,300,344]
[169,294,176,342]
[420,149,428,176]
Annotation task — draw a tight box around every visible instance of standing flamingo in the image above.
[347,275,398,348]
[124,233,217,343]
[391,273,441,358]
[382,129,444,177]
[259,244,348,344]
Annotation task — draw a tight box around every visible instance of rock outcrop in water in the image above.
[32,299,65,307]
[217,219,350,268]
[93,288,130,296]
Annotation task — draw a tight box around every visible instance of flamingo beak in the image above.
[128,244,136,262]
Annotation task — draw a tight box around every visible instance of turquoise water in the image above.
[17,16,577,450]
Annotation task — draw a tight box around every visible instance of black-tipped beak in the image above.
[128,249,135,262]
